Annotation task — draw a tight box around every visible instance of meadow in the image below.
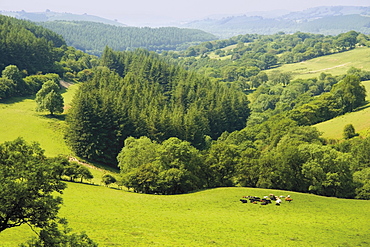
[0,84,78,157]
[269,46,370,79]
[1,184,369,246]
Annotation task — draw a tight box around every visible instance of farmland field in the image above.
[1,184,369,246]
[269,47,370,79]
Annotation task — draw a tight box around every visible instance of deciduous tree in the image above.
[35,80,64,115]
[0,138,66,232]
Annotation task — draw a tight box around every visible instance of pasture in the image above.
[269,46,370,79]
[0,83,79,157]
[1,184,369,246]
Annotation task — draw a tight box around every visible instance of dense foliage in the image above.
[0,15,65,74]
[0,138,66,232]
[0,65,61,100]
[40,21,217,56]
[118,113,370,198]
[66,48,249,165]
[118,137,206,194]
[248,70,367,127]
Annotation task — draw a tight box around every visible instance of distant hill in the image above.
[182,6,370,38]
[0,10,126,26]
[39,21,218,55]
[280,6,370,21]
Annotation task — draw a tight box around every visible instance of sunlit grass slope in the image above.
[314,80,370,139]
[0,83,117,184]
[1,184,369,246]
[0,83,79,156]
[0,96,71,157]
[270,47,370,79]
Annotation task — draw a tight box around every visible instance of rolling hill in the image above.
[268,46,370,79]
[1,185,369,246]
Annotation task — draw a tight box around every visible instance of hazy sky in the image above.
[2,0,370,25]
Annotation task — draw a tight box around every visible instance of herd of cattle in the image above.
[240,194,293,206]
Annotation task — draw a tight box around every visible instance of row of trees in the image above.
[117,117,369,199]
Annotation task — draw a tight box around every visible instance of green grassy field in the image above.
[0,83,79,157]
[0,96,71,157]
[1,184,369,246]
[269,47,370,79]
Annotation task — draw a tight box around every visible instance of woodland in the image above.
[1,12,370,245]
[40,21,217,55]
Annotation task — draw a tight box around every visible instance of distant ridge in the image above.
[0,10,127,26]
[280,6,370,21]
[182,6,370,38]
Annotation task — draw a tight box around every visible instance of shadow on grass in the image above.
[40,114,67,121]
[0,95,35,104]
[354,103,370,112]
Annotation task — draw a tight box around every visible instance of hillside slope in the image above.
[268,47,370,79]
[1,185,369,246]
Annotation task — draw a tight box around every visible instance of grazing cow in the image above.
[275,198,282,205]
[240,199,248,203]
[285,197,293,202]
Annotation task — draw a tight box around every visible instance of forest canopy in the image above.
[0,15,65,74]
[40,21,218,55]
[66,48,250,165]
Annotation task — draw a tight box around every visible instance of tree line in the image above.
[116,114,369,199]
[63,47,369,199]
[247,68,367,127]
[40,21,217,56]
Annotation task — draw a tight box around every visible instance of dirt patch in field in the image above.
[68,157,107,172]
[60,80,73,88]
[307,62,351,74]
